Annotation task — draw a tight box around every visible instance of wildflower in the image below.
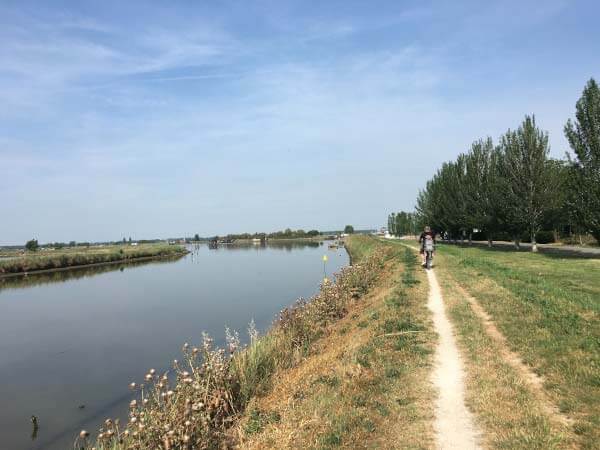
[79,430,90,439]
[149,368,156,375]
[129,400,137,408]
[129,382,136,390]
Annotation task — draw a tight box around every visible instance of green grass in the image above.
[434,243,600,449]
[0,244,186,275]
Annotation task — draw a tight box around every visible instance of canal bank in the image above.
[0,244,188,278]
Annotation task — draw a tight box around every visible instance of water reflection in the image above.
[0,242,348,450]
[206,241,323,251]
[0,255,186,291]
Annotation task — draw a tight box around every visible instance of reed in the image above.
[0,244,185,275]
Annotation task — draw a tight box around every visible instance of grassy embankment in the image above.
[237,236,435,449]
[77,236,436,449]
[410,241,599,449]
[0,244,187,276]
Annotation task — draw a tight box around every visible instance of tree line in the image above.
[389,78,600,251]
[387,212,419,236]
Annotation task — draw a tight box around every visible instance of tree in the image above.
[499,115,561,251]
[344,225,354,234]
[388,213,396,235]
[463,138,504,246]
[25,239,39,251]
[564,78,600,243]
[194,233,200,241]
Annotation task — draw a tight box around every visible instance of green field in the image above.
[429,242,599,448]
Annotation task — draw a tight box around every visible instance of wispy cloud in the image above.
[0,0,596,243]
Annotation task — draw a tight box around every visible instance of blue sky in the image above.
[1,0,599,244]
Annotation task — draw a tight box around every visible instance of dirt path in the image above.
[447,274,573,427]
[427,269,481,450]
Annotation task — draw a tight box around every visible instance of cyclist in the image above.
[418,226,435,266]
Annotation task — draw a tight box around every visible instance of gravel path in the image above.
[426,269,480,450]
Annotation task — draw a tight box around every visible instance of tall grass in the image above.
[76,239,388,450]
[0,245,186,275]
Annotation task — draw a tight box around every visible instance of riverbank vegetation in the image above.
[211,229,323,243]
[238,237,435,449]
[75,236,392,450]
[0,244,187,276]
[389,78,600,248]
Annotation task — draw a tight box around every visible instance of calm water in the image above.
[0,242,348,450]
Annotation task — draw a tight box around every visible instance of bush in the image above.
[535,230,555,244]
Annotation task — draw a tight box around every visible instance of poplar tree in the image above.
[499,115,559,251]
[564,78,600,243]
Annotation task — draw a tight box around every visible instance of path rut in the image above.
[426,269,480,450]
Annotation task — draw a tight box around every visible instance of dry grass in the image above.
[237,239,436,449]
[75,236,389,450]
[0,244,186,275]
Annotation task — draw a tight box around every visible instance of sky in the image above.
[1,0,599,244]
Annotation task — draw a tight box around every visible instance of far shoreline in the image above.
[0,249,189,279]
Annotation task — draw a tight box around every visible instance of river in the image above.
[0,241,348,449]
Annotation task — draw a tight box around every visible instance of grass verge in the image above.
[426,242,598,449]
[236,237,435,449]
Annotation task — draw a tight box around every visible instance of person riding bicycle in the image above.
[418,226,435,266]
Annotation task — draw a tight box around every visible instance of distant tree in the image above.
[307,230,320,237]
[388,213,396,235]
[128,237,132,243]
[194,233,200,241]
[69,240,76,247]
[344,225,355,234]
[564,78,600,243]
[122,237,126,244]
[499,115,561,251]
[25,239,39,251]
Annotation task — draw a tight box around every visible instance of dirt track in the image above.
[426,269,480,449]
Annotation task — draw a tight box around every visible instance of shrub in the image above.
[76,247,389,450]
